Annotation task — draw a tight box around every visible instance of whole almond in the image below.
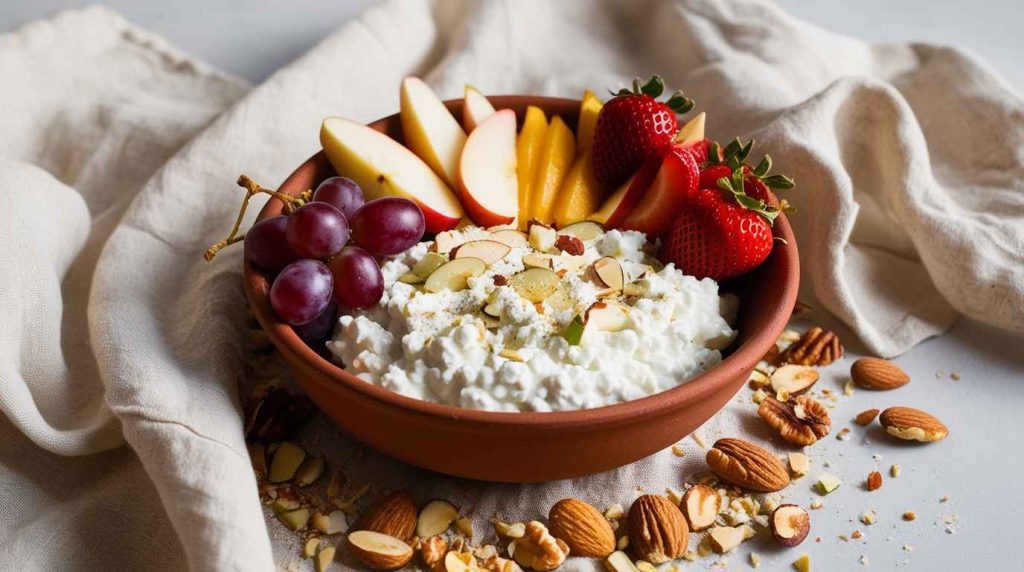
[854,408,880,426]
[879,407,948,442]
[851,358,910,390]
[706,438,790,492]
[627,495,689,564]
[355,490,417,540]
[548,498,615,557]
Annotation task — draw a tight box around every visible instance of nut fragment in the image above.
[420,536,447,571]
[758,396,831,446]
[867,471,882,492]
[312,510,348,535]
[706,438,790,492]
[770,365,820,395]
[548,498,615,557]
[593,257,625,291]
[787,452,810,476]
[356,490,418,540]
[792,553,811,572]
[854,408,880,426]
[314,546,336,572]
[851,358,910,390]
[627,494,689,564]
[417,499,459,538]
[770,505,810,547]
[493,520,526,539]
[280,507,310,531]
[510,521,569,571]
[269,442,307,483]
[347,530,414,570]
[444,551,478,572]
[603,551,640,572]
[303,537,321,559]
[554,234,585,256]
[707,526,746,553]
[294,456,325,487]
[879,407,949,442]
[782,327,843,366]
[815,473,842,495]
[681,485,720,531]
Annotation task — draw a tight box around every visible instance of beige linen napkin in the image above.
[1,0,1022,570]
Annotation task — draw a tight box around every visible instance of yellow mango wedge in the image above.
[516,106,548,229]
[529,116,575,226]
[576,90,603,156]
[552,152,602,228]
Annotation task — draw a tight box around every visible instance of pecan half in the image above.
[758,396,832,446]
[782,327,843,366]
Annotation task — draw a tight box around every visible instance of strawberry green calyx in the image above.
[716,169,783,224]
[709,137,796,190]
[611,75,695,115]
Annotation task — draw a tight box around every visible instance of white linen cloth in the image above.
[0,0,1020,570]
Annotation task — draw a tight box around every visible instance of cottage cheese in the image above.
[327,226,738,412]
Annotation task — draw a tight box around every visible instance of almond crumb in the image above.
[890,464,901,478]
[860,511,877,525]
[671,443,686,457]
[867,471,882,491]
[902,511,916,521]
[851,530,863,540]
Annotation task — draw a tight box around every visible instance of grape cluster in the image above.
[245,176,425,341]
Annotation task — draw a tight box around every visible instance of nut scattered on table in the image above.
[781,327,843,366]
[355,490,418,540]
[758,395,831,446]
[627,494,689,564]
[769,364,820,395]
[347,530,414,570]
[770,504,810,547]
[787,452,810,476]
[314,545,336,572]
[851,357,910,390]
[603,550,641,572]
[879,406,949,442]
[294,456,325,487]
[417,499,460,538]
[707,525,750,553]
[547,498,615,557]
[867,471,883,492]
[854,408,880,426]
[269,442,307,483]
[706,438,790,492]
[681,485,720,531]
[509,521,569,571]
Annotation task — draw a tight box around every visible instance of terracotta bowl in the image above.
[244,96,799,483]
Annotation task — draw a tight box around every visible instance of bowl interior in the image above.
[244,96,798,430]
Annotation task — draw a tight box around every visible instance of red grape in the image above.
[244,215,297,273]
[349,197,425,256]
[328,246,384,308]
[293,300,337,343]
[270,259,334,325]
[313,176,364,220]
[285,202,350,259]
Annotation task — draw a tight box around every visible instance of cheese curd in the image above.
[327,226,738,412]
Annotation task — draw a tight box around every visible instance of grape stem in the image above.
[203,174,307,261]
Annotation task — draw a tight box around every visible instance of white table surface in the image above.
[3,1,1022,570]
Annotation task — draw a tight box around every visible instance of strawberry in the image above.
[699,139,795,208]
[659,153,795,280]
[591,75,695,191]
[617,147,699,237]
[698,164,733,190]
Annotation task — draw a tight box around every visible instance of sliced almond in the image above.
[398,272,423,284]
[510,267,560,303]
[412,252,450,279]
[787,452,810,476]
[432,231,461,254]
[347,530,414,570]
[522,252,554,269]
[681,485,720,531]
[314,546,336,572]
[770,365,820,395]
[280,507,310,531]
[312,510,348,535]
[424,258,487,293]
[269,442,306,483]
[451,239,512,266]
[604,551,641,572]
[483,301,503,318]
[528,223,558,252]
[585,301,629,333]
[294,456,325,487]
[444,551,479,572]
[593,257,625,291]
[770,505,810,547]
[416,499,459,538]
[303,536,321,559]
[559,220,604,241]
[493,521,526,539]
[489,229,529,248]
[550,255,589,275]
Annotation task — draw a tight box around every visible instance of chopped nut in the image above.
[890,464,901,478]
[748,369,771,387]
[294,456,325,487]
[314,546,335,572]
[809,500,823,510]
[843,380,855,396]
[280,508,310,531]
[816,474,841,495]
[708,526,747,553]
[750,552,762,568]
[604,504,625,521]
[867,471,882,491]
[770,365,820,395]
[635,560,658,572]
[617,536,629,550]
[604,551,640,572]
[269,442,307,483]
[782,327,843,366]
[903,511,916,521]
[493,520,526,539]
[860,555,870,566]
[554,234,585,256]
[759,396,831,446]
[510,522,569,571]
[860,510,877,525]
[788,452,810,476]
[303,537,321,559]
[671,443,687,457]
[950,371,961,381]
[420,535,447,570]
[792,553,811,572]
[836,427,851,440]
[851,530,863,539]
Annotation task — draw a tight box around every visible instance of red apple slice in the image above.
[588,154,662,228]
[618,149,699,236]
[320,117,463,233]
[450,239,511,266]
[463,85,496,131]
[457,109,519,227]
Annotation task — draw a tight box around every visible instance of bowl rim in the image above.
[244,95,799,431]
